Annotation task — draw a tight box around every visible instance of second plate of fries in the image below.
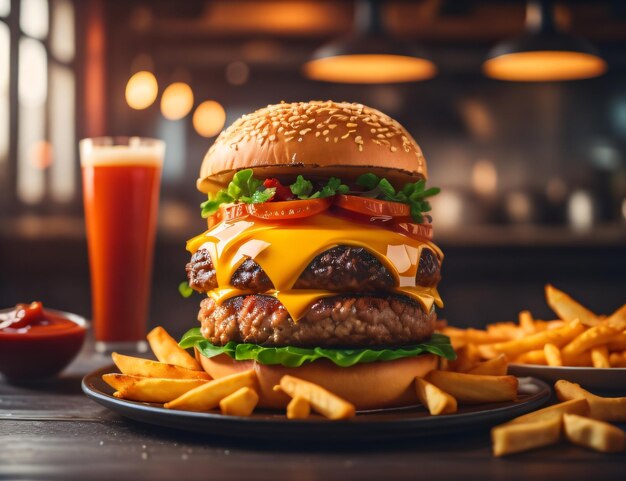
[442,285,626,393]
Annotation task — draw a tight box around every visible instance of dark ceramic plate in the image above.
[509,364,626,394]
[82,365,550,442]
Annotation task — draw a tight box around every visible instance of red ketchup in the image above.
[0,302,87,380]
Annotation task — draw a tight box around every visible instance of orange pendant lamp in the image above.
[483,0,606,82]
[303,0,436,84]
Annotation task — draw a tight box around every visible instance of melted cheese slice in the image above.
[188,212,444,321]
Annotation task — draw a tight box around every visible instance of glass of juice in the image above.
[80,137,165,353]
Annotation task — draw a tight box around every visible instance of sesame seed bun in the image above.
[197,100,428,193]
[196,351,438,410]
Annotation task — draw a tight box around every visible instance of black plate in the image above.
[82,365,550,442]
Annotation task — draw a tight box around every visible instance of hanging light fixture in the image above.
[303,0,436,84]
[483,0,606,82]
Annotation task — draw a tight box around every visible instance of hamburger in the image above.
[179,100,454,410]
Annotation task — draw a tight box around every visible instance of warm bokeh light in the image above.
[18,38,47,108]
[430,190,463,229]
[125,71,158,110]
[29,140,53,170]
[226,61,250,86]
[304,55,436,84]
[192,100,226,138]
[20,0,48,39]
[568,190,594,231]
[483,51,606,82]
[505,192,532,223]
[160,82,194,120]
[472,160,498,197]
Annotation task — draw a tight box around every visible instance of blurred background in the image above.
[1,0,625,337]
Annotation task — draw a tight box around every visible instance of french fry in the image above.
[112,377,208,403]
[609,351,626,367]
[607,332,626,352]
[164,370,257,411]
[544,343,563,367]
[518,310,535,335]
[483,320,584,360]
[103,373,144,391]
[555,380,626,422]
[219,387,259,417]
[414,378,458,415]
[491,416,562,457]
[449,343,481,372]
[545,284,599,326]
[277,375,355,420]
[591,346,610,368]
[563,414,625,453]
[112,352,210,380]
[286,396,311,419]
[147,326,202,371]
[567,351,593,367]
[487,322,523,341]
[605,304,626,331]
[514,350,547,365]
[466,354,508,376]
[425,371,518,404]
[561,323,622,360]
[508,398,590,424]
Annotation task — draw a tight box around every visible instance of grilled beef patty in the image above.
[186,245,440,293]
[198,294,436,348]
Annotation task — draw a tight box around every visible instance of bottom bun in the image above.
[196,351,438,410]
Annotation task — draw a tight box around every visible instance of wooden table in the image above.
[1,344,625,481]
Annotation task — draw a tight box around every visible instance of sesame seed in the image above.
[390,146,398,152]
[370,128,376,133]
[307,118,315,124]
[328,124,337,129]
[285,130,296,136]
[354,136,363,144]
[288,115,299,122]
[285,137,294,142]
[346,123,358,128]
[322,129,329,136]
[269,134,276,141]
[377,134,386,139]
[358,144,363,152]
[315,132,321,137]
[325,137,330,142]
[341,133,350,139]
[299,128,311,135]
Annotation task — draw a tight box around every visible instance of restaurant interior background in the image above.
[1,0,625,338]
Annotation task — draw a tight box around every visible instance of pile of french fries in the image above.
[442,285,626,368]
[102,326,357,420]
[492,380,626,456]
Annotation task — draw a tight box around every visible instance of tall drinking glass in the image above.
[80,137,165,353]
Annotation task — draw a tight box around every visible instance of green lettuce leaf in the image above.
[180,328,456,368]
[200,169,275,217]
[178,281,194,298]
[356,174,440,223]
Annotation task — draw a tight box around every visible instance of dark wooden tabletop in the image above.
[1,343,625,481]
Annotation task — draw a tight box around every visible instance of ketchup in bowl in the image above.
[0,302,87,381]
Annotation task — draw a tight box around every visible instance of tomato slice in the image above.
[392,219,433,241]
[334,194,410,218]
[207,203,250,228]
[248,198,332,220]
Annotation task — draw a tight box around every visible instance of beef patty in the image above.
[198,294,436,348]
[186,245,440,293]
